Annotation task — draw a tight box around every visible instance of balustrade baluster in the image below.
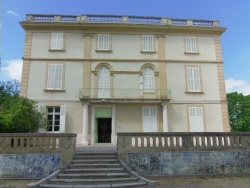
[146,137,150,147]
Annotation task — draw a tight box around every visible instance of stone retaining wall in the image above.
[0,133,76,179]
[117,132,250,176]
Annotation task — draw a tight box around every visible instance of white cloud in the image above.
[3,59,23,81]
[6,10,20,17]
[225,78,250,95]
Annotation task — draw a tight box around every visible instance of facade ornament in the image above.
[54,16,61,22]
[26,15,33,21]
[122,16,129,23]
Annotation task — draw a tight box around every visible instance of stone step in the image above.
[40,181,146,188]
[75,152,117,156]
[72,159,119,164]
[74,155,117,160]
[63,168,125,174]
[68,163,121,169]
[57,172,130,179]
[48,177,138,185]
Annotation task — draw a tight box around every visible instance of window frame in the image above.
[141,35,155,52]
[49,32,65,51]
[142,106,157,132]
[45,63,65,91]
[96,34,112,51]
[185,66,203,93]
[188,106,205,132]
[142,66,155,93]
[98,65,110,98]
[185,36,199,54]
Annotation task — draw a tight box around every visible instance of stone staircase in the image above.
[35,152,147,188]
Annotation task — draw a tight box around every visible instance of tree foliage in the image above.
[227,92,250,132]
[0,80,45,133]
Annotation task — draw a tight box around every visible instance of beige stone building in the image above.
[20,14,229,145]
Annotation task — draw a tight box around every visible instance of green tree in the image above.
[0,80,46,133]
[227,92,250,132]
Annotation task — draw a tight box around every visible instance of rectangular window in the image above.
[186,66,201,92]
[186,37,197,53]
[47,64,63,90]
[189,107,204,132]
[47,105,66,132]
[143,107,157,132]
[51,33,64,50]
[142,35,154,51]
[98,34,110,50]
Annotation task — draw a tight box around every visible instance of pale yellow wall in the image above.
[205,104,223,132]
[31,32,84,58]
[168,104,189,132]
[27,61,83,100]
[166,62,220,101]
[91,34,158,59]
[114,74,139,89]
[167,104,223,132]
[165,36,217,61]
[115,104,163,132]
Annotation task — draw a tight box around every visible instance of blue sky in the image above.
[1,0,250,94]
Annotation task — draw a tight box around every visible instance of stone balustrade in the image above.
[117,132,250,161]
[0,133,76,164]
[25,14,219,27]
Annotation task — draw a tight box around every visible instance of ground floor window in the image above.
[143,107,157,132]
[189,106,204,132]
[47,107,61,132]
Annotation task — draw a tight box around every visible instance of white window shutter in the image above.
[143,67,155,92]
[143,35,153,51]
[98,66,110,98]
[47,64,63,89]
[37,104,46,114]
[189,107,204,132]
[98,34,109,50]
[143,107,157,132]
[60,105,66,133]
[187,67,201,92]
[54,64,63,89]
[186,37,197,52]
[51,33,63,50]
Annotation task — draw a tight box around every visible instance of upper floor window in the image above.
[186,66,201,92]
[143,66,155,92]
[51,33,64,50]
[185,37,198,53]
[142,35,154,52]
[47,64,63,90]
[98,66,110,98]
[98,34,110,50]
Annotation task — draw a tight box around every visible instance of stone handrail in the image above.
[0,133,76,164]
[25,14,219,27]
[117,132,250,161]
[79,88,172,100]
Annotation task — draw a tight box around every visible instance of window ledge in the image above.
[95,49,112,52]
[140,51,157,53]
[49,49,65,52]
[44,89,65,92]
[184,51,200,55]
[185,91,204,94]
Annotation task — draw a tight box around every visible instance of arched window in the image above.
[98,66,110,98]
[143,66,155,92]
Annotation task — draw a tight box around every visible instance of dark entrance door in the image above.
[97,118,112,143]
